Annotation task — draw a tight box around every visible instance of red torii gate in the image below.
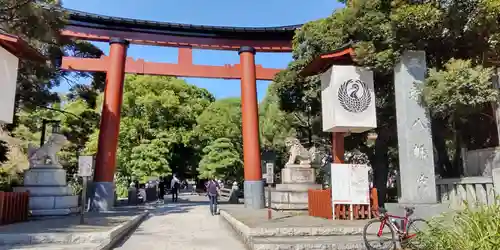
[60,9,299,210]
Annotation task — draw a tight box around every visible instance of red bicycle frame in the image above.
[376,209,420,241]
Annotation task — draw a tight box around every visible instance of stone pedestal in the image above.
[270,164,321,210]
[14,165,79,216]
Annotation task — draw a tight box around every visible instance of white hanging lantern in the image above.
[320,65,377,133]
[0,45,19,124]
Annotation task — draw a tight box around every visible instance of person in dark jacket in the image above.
[205,177,220,215]
[158,177,166,201]
[170,174,180,202]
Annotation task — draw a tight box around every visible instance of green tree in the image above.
[259,84,297,169]
[85,75,214,181]
[260,85,296,149]
[10,95,99,175]
[194,98,244,180]
[0,0,105,185]
[198,138,243,181]
[0,1,105,111]
[195,97,242,145]
[273,0,500,206]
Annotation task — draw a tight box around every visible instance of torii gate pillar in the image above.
[239,46,265,209]
[92,38,129,211]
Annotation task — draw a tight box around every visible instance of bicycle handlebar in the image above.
[374,206,415,218]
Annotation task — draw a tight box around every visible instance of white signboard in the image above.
[265,162,274,184]
[78,156,94,177]
[330,163,370,204]
[320,65,376,133]
[0,46,19,124]
[330,164,352,203]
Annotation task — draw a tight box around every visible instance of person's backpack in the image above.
[174,181,180,189]
[207,180,219,196]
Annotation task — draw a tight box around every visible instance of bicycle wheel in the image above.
[363,219,397,250]
[402,218,428,249]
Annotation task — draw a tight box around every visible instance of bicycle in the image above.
[362,206,428,250]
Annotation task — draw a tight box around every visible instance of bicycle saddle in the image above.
[378,207,388,214]
[404,206,415,215]
[404,206,415,212]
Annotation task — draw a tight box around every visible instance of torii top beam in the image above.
[62,8,300,52]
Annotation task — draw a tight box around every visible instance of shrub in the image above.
[417,203,500,250]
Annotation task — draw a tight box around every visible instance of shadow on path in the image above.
[112,202,196,249]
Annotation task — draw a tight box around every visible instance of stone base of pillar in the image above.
[244,180,265,209]
[91,182,115,211]
[14,166,79,216]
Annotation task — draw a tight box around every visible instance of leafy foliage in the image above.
[418,203,500,250]
[0,1,105,110]
[272,0,500,208]
[197,138,242,181]
[84,75,214,180]
[0,0,105,189]
[11,96,99,175]
[195,98,242,144]
[423,59,499,117]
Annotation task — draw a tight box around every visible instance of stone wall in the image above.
[463,147,500,177]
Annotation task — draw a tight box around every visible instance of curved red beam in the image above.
[62,27,293,52]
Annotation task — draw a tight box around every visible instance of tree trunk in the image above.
[372,132,389,208]
[452,126,464,177]
[431,119,454,178]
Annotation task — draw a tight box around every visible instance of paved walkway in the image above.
[115,194,246,250]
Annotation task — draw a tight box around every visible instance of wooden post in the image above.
[267,186,272,220]
[93,38,128,211]
[239,46,264,209]
[332,132,345,164]
[332,132,346,220]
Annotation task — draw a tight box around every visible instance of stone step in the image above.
[29,195,78,210]
[269,202,308,210]
[0,231,106,246]
[30,207,79,216]
[252,235,371,250]
[0,243,100,250]
[275,183,322,192]
[14,186,73,197]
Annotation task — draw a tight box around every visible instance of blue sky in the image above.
[61,0,343,101]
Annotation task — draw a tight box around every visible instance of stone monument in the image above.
[270,137,322,210]
[394,51,437,203]
[14,133,79,216]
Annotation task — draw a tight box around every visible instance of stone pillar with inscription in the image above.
[394,51,437,204]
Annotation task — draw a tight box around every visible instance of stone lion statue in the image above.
[28,133,68,167]
[284,137,321,166]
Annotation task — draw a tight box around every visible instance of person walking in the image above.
[192,181,197,195]
[205,178,220,215]
[158,177,166,202]
[171,174,180,202]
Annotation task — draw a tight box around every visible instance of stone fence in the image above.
[463,147,500,177]
[436,169,500,209]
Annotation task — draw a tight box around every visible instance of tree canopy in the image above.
[84,75,214,180]
[272,0,500,204]
[198,138,242,181]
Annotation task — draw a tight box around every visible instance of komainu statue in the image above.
[284,137,320,166]
[28,133,68,167]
